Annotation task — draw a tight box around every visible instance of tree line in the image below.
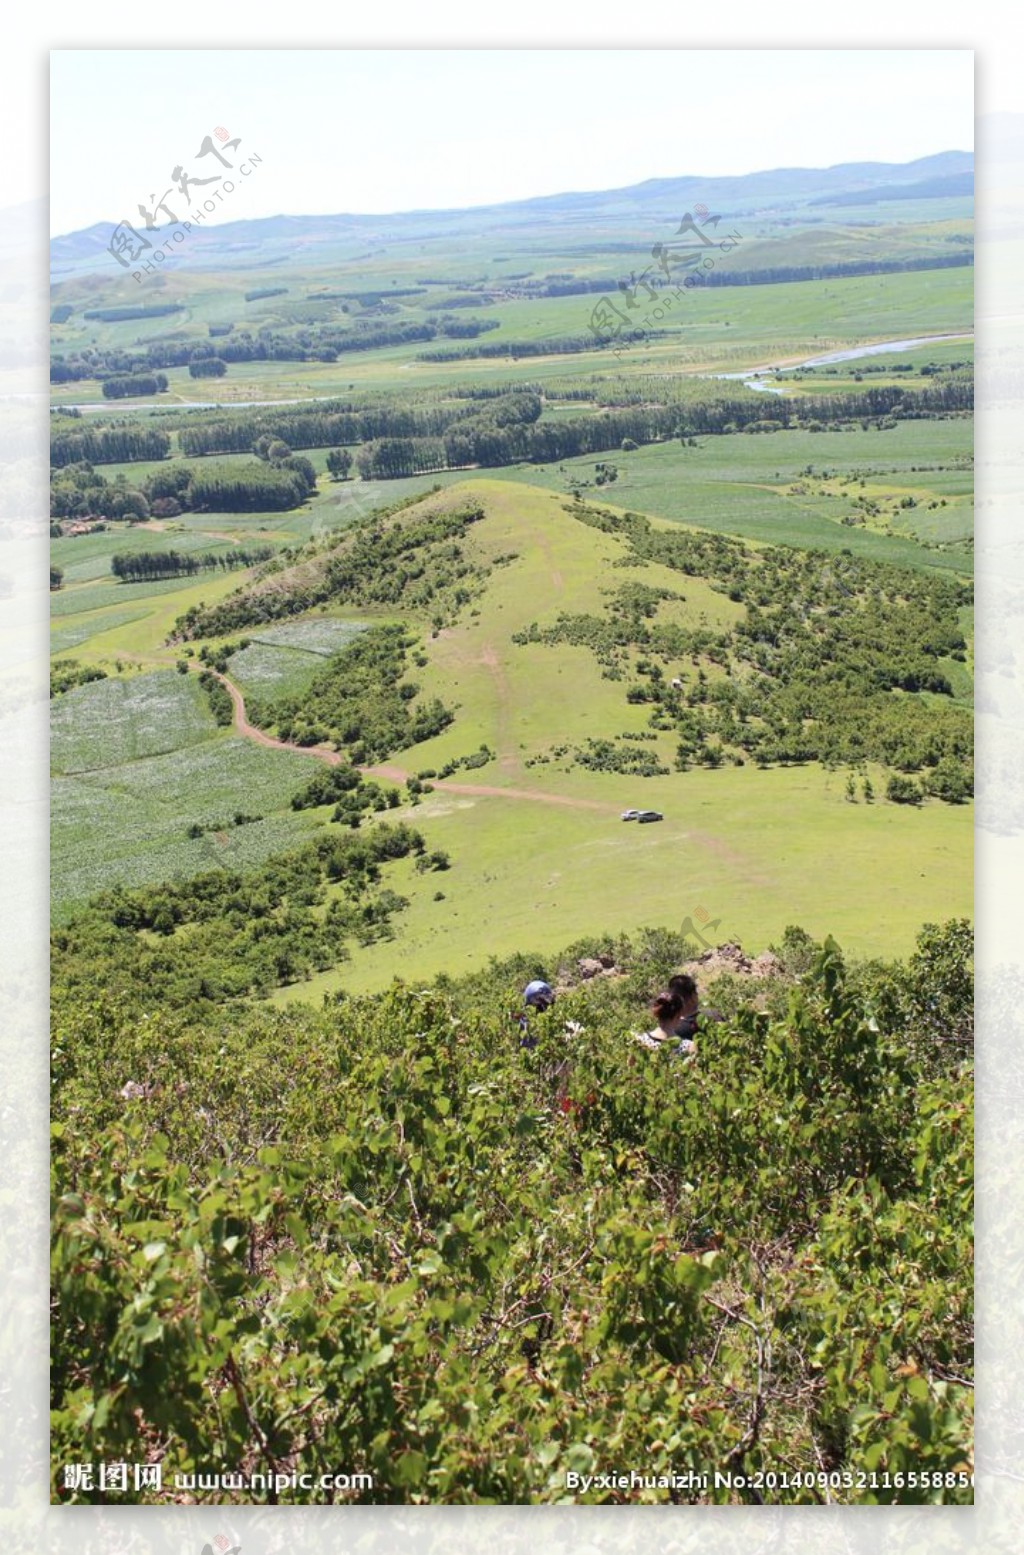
[111,547,274,582]
[51,449,318,523]
[52,315,505,386]
[101,373,169,400]
[51,426,171,469]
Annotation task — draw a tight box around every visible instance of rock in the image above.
[750,951,783,979]
[577,957,605,980]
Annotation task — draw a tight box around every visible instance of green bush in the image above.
[51,924,972,1504]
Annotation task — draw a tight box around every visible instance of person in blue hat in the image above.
[518,979,555,1048]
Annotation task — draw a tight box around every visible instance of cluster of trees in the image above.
[290,763,406,827]
[50,463,151,523]
[355,437,448,480]
[429,314,501,339]
[175,498,486,638]
[243,624,455,765]
[101,373,169,400]
[188,357,227,379]
[50,660,107,697]
[110,546,273,582]
[522,505,973,796]
[50,821,425,1011]
[176,401,461,457]
[51,449,316,524]
[418,333,614,362]
[51,426,171,469]
[81,303,184,322]
[53,440,322,525]
[573,736,670,777]
[196,669,234,726]
[188,460,314,513]
[51,917,973,1503]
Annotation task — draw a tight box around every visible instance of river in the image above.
[711,333,973,395]
[53,334,974,413]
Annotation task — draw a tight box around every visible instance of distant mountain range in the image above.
[50,151,973,279]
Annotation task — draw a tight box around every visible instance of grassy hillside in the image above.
[53,476,962,981]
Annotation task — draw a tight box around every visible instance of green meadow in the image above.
[278,760,971,1001]
[312,480,971,989]
[50,466,974,957]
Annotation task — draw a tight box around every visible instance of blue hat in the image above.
[523,979,555,1008]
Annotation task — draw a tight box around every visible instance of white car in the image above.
[621,809,641,821]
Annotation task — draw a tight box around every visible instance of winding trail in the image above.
[207,668,768,877]
[212,670,620,814]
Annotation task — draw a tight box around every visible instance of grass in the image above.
[226,619,376,703]
[51,670,217,773]
[273,761,972,1000]
[51,605,153,655]
[50,575,202,618]
[52,735,318,924]
[239,476,970,995]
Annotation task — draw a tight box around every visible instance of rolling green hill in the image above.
[81,476,963,987]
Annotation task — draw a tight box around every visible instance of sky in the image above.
[50,49,974,236]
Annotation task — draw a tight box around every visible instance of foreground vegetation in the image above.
[51,920,973,1504]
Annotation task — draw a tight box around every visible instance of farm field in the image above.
[51,724,318,921]
[228,620,372,701]
[49,265,973,404]
[461,424,974,573]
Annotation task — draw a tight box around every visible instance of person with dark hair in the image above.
[634,986,698,1058]
[667,973,699,1036]
[668,971,724,1041]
